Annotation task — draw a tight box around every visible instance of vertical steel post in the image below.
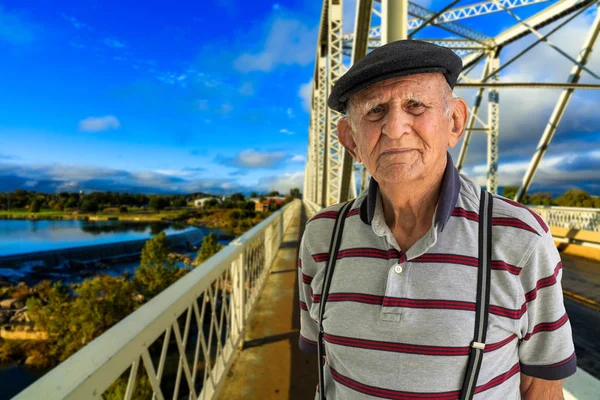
[487,51,500,194]
[457,57,492,173]
[339,0,374,202]
[381,0,408,44]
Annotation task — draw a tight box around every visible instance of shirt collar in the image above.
[359,151,460,232]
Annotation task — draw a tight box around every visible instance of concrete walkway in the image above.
[217,207,318,400]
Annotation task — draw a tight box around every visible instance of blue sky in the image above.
[0,0,599,196]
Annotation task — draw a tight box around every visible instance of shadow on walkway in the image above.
[217,206,318,399]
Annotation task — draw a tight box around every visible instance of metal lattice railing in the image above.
[529,206,600,232]
[14,200,301,400]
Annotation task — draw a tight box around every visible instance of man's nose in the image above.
[383,105,412,139]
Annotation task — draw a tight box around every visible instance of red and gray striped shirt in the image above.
[298,153,576,399]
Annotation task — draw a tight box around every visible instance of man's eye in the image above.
[410,102,424,108]
[369,106,384,114]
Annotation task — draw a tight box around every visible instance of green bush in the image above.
[134,232,187,298]
[103,372,153,400]
[30,199,41,213]
[196,233,224,263]
[26,276,137,366]
[81,200,99,213]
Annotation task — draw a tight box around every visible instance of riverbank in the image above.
[0,208,190,222]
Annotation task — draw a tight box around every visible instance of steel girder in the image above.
[308,0,599,206]
[515,5,600,202]
[316,54,327,206]
[324,0,345,207]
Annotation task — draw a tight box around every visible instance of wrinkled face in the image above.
[340,73,465,185]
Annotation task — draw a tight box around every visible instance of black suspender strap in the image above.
[317,199,355,400]
[460,188,494,400]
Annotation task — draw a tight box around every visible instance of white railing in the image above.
[304,199,322,218]
[14,200,301,400]
[529,206,600,232]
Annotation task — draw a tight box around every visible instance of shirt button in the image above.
[394,264,403,274]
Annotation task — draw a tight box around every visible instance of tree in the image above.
[230,192,245,202]
[556,188,591,207]
[244,200,256,212]
[250,192,258,198]
[501,186,519,201]
[267,190,280,197]
[30,198,41,213]
[81,200,99,213]
[528,192,553,206]
[172,198,187,208]
[196,233,224,263]
[134,232,186,298]
[26,276,137,366]
[149,197,169,211]
[290,188,301,199]
[65,197,78,209]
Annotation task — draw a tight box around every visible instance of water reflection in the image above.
[0,220,198,257]
[80,221,189,235]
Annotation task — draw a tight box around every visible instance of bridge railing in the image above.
[529,206,600,251]
[14,200,301,400]
[529,206,600,232]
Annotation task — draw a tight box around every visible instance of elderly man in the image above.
[298,40,576,400]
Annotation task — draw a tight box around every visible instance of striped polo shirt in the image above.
[298,153,576,399]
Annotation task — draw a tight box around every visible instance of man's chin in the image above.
[374,164,424,184]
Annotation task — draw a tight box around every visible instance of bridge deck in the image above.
[218,207,318,399]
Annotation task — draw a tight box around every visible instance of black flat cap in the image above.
[327,39,463,113]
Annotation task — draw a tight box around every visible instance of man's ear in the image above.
[337,118,361,163]
[448,98,468,148]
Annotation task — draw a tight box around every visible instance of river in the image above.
[0,219,233,398]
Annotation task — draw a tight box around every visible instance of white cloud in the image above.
[462,150,600,190]
[260,171,304,193]
[286,108,294,118]
[60,13,91,30]
[239,82,254,96]
[454,10,600,172]
[237,149,286,168]
[219,103,233,115]
[154,169,193,178]
[299,80,312,112]
[220,149,287,168]
[234,18,317,72]
[280,128,294,135]
[290,155,306,162]
[78,115,120,132]
[103,37,126,49]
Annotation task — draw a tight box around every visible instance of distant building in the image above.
[249,198,265,212]
[262,196,285,211]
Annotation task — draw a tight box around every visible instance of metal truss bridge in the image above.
[12,1,600,399]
